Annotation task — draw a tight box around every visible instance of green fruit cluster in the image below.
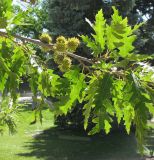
[55,36,80,53]
[53,52,65,64]
[53,36,80,72]
[53,52,72,72]
[39,33,52,52]
[55,36,67,52]
[67,37,80,52]
[58,56,72,72]
[40,33,52,44]
[39,35,80,71]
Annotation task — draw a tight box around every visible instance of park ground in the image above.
[0,104,154,160]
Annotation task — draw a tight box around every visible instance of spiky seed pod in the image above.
[58,57,72,72]
[63,56,72,67]
[56,36,67,44]
[55,43,67,52]
[58,63,70,72]
[55,36,67,52]
[67,37,80,52]
[58,64,65,72]
[53,52,65,64]
[40,33,52,44]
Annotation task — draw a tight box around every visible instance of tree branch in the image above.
[0,30,54,48]
[67,52,93,64]
[0,30,93,64]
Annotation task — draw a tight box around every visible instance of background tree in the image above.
[47,0,154,54]
[12,1,48,39]
[46,0,103,37]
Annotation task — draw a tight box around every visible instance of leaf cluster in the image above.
[0,3,154,155]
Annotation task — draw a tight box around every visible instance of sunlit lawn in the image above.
[0,105,54,160]
[0,104,154,160]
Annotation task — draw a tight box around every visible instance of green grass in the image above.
[0,105,154,160]
[144,122,154,157]
[0,105,54,160]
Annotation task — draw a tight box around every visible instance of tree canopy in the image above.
[0,0,154,155]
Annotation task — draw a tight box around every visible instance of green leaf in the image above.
[54,69,86,115]
[29,69,39,96]
[146,103,154,116]
[38,69,59,97]
[106,7,140,58]
[132,23,144,32]
[83,76,98,130]
[127,54,154,61]
[11,48,26,74]
[47,69,60,96]
[118,35,136,57]
[83,100,93,130]
[92,9,106,54]
[81,9,106,57]
[88,124,100,135]
[94,73,113,108]
[81,35,100,55]
[123,103,135,134]
[112,79,125,124]
[112,7,123,23]
[134,102,148,154]
[0,71,8,92]
[0,17,7,28]
[60,73,86,114]
[84,73,113,134]
[104,120,112,134]
[0,57,10,73]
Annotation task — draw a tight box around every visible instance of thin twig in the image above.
[67,52,93,64]
[78,60,91,73]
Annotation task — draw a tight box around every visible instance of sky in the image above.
[13,0,28,10]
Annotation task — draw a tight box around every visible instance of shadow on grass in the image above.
[17,127,141,160]
[145,128,154,156]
